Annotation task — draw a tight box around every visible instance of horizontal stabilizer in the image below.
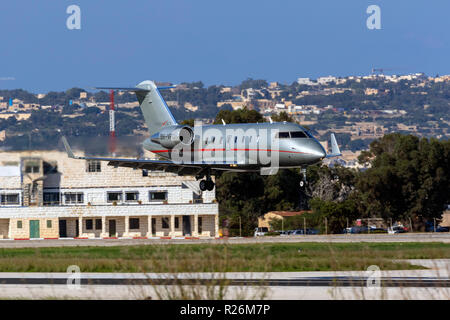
[93,87,149,92]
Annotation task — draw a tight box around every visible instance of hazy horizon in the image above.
[0,0,448,92]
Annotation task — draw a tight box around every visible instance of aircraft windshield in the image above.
[276,131,312,139]
[290,131,308,138]
[276,132,290,139]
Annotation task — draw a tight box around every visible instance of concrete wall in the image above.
[0,214,217,239]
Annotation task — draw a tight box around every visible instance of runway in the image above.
[0,260,448,299]
[0,275,448,287]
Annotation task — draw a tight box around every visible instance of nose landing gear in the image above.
[299,168,308,188]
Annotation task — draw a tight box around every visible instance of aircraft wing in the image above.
[61,136,252,175]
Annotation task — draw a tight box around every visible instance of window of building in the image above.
[290,131,307,138]
[142,169,148,177]
[47,220,52,228]
[107,192,122,202]
[175,217,179,229]
[129,218,140,229]
[149,191,167,202]
[198,217,203,233]
[17,220,22,229]
[64,193,84,204]
[1,194,20,205]
[125,191,139,202]
[85,219,93,230]
[95,219,102,230]
[86,160,101,172]
[43,192,60,206]
[162,217,169,229]
[25,163,40,173]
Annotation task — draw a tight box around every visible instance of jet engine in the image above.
[151,125,194,149]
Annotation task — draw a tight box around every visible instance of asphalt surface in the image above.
[0,260,448,299]
[0,276,448,287]
[0,233,449,248]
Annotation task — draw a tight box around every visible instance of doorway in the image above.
[109,220,116,237]
[59,220,67,238]
[182,216,191,236]
[29,220,40,239]
[75,220,79,237]
[151,218,156,236]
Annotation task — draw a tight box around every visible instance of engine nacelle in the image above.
[151,125,194,149]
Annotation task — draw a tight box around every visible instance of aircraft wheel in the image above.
[199,180,207,191]
[206,180,215,191]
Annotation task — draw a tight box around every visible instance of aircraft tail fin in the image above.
[326,133,342,158]
[95,81,177,136]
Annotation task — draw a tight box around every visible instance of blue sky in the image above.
[0,0,448,92]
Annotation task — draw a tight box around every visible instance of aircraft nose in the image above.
[311,141,326,160]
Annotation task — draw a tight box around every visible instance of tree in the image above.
[239,78,268,90]
[213,107,265,124]
[271,112,294,123]
[180,119,195,127]
[357,133,450,229]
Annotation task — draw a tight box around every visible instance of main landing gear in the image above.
[197,171,215,191]
[199,179,214,191]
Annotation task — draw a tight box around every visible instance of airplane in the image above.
[62,80,341,191]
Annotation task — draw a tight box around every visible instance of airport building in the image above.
[0,150,219,239]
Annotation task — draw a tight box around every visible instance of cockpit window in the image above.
[276,132,290,139]
[290,131,308,138]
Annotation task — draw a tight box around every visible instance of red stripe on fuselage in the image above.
[151,148,307,154]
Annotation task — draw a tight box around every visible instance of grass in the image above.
[0,242,448,273]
